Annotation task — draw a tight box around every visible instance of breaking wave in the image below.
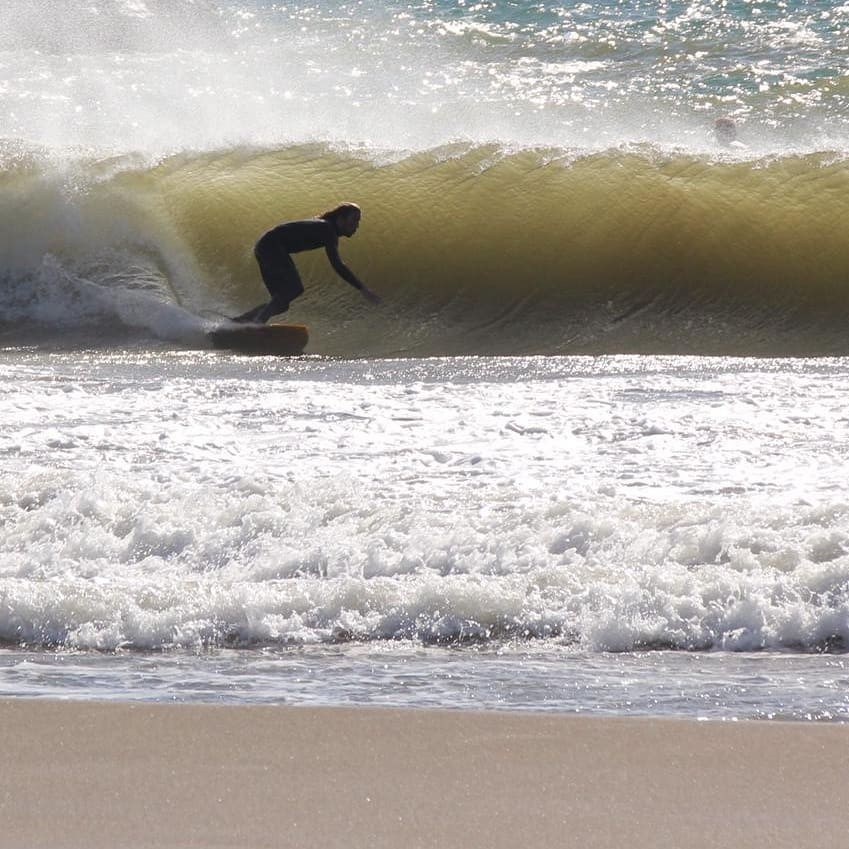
[2,142,849,356]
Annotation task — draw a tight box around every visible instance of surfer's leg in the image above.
[252,252,303,323]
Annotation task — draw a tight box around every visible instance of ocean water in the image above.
[1,0,849,720]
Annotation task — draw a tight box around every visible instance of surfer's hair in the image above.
[319,202,361,222]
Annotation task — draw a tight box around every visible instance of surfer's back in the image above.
[257,219,333,254]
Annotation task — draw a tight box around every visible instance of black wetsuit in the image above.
[234,218,362,324]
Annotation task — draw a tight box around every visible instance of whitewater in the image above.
[1,0,849,720]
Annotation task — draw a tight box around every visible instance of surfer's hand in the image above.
[361,286,381,305]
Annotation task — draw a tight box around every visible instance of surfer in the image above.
[713,116,746,149]
[233,202,380,324]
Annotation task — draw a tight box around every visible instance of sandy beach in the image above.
[0,699,846,849]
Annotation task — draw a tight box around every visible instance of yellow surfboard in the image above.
[208,323,309,356]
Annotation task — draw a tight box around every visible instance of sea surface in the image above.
[1,0,849,721]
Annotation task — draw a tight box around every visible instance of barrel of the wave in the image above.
[207,322,309,356]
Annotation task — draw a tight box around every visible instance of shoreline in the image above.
[1,699,846,849]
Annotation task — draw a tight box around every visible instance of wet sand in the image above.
[1,699,846,849]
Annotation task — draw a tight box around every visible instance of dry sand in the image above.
[1,699,846,849]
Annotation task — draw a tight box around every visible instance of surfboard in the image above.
[207,323,309,356]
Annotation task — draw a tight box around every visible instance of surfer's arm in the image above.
[325,243,381,303]
[325,242,362,288]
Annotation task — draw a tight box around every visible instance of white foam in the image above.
[0,155,212,340]
[2,355,849,652]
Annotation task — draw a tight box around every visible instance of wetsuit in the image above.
[234,218,363,324]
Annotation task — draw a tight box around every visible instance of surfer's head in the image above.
[320,202,361,237]
[713,117,737,146]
